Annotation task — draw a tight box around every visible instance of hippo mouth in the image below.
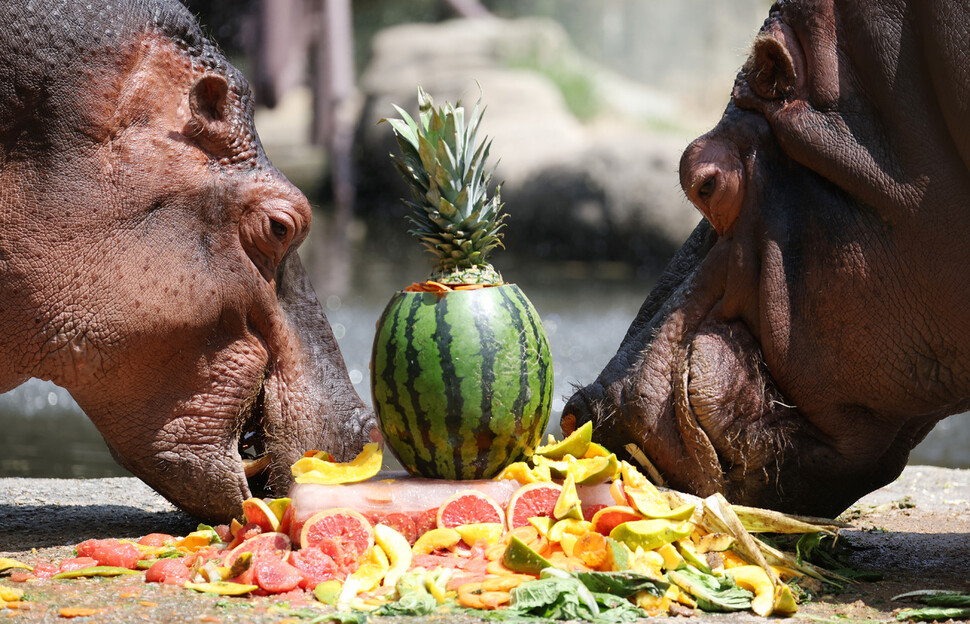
[238,378,273,492]
[235,365,298,500]
[674,319,800,498]
[564,288,806,510]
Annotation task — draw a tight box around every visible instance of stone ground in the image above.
[1,465,968,623]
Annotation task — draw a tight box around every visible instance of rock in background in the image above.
[354,16,703,270]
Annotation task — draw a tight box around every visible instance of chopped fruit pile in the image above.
[0,430,848,620]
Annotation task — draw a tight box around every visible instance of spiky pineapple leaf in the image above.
[385,87,506,284]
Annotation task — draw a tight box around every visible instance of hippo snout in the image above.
[561,383,605,437]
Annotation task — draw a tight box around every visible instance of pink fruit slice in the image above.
[253,558,303,594]
[506,482,563,529]
[224,532,291,569]
[299,508,375,555]
[288,548,337,589]
[590,505,643,536]
[242,497,280,533]
[436,490,506,530]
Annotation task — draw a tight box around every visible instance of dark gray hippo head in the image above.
[564,0,970,517]
[0,0,376,522]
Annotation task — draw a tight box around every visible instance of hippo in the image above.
[0,1,375,522]
[563,0,970,517]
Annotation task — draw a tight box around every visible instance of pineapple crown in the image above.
[384,87,506,285]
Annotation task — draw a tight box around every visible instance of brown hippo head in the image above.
[563,0,970,517]
[0,1,376,522]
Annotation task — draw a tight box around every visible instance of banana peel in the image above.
[731,504,847,535]
[375,523,412,588]
[184,580,257,596]
[0,558,31,575]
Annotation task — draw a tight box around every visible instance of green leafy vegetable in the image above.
[479,571,646,624]
[893,590,970,607]
[571,570,669,598]
[321,611,368,624]
[895,607,970,622]
[668,566,752,612]
[893,590,970,620]
[588,592,650,624]
[780,531,881,583]
[795,531,823,563]
[376,574,437,616]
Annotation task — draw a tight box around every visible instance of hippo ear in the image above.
[743,35,797,101]
[185,74,234,157]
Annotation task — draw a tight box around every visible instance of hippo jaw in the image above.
[563,215,921,518]
[563,227,829,514]
[89,252,377,524]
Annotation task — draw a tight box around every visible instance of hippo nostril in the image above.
[560,411,577,436]
[562,386,601,436]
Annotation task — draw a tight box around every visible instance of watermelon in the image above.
[371,284,553,480]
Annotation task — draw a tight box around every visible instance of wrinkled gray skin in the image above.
[564,0,970,517]
[0,0,376,522]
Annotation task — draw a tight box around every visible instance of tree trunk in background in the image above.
[313,0,356,213]
[247,0,357,294]
[249,0,357,207]
[313,0,356,295]
[252,0,307,108]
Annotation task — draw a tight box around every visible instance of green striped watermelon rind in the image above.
[371,283,553,480]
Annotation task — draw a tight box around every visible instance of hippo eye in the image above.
[697,177,717,202]
[270,219,287,241]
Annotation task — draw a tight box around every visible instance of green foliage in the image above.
[570,570,669,598]
[894,589,970,620]
[481,568,647,623]
[505,51,599,121]
[374,570,438,616]
[667,567,753,612]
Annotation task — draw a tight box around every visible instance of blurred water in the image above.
[0,241,652,478]
[1,236,968,478]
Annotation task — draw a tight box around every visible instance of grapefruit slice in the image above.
[299,508,375,555]
[506,482,563,529]
[242,497,280,533]
[223,532,291,569]
[436,490,505,530]
[590,505,643,536]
